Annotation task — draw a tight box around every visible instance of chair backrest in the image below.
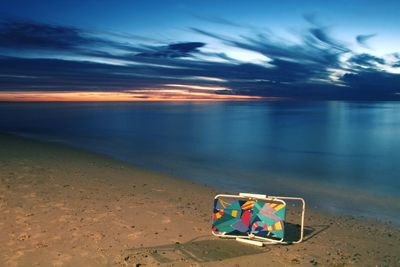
[212,195,287,241]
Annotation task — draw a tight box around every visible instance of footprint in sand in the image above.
[16,233,31,241]
[58,214,73,223]
[52,203,65,208]
[112,220,131,228]
[52,253,72,267]
[145,210,157,217]
[161,217,171,224]
[127,231,143,240]
[88,232,104,242]
[92,212,109,222]
[51,235,62,241]
[193,226,204,232]
[35,242,48,248]
[15,215,29,226]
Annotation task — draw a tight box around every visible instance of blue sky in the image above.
[1,0,400,100]
[3,0,399,53]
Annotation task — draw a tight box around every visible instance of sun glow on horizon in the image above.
[0,90,269,102]
[164,84,229,91]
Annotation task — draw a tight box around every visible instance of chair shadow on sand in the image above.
[121,223,330,265]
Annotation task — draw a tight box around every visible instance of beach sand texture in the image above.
[0,134,399,266]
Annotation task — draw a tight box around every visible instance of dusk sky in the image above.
[1,0,400,101]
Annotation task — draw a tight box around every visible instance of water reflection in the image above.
[1,101,399,221]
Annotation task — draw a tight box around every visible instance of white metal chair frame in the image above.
[212,193,306,246]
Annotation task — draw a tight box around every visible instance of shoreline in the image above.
[0,133,399,266]
[3,131,400,225]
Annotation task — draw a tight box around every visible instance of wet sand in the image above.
[0,133,399,266]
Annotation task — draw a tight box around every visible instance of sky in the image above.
[0,0,400,101]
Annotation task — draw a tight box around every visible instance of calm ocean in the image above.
[1,101,399,222]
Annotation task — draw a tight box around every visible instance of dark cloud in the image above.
[308,27,349,53]
[191,25,349,88]
[340,71,400,100]
[392,53,400,68]
[0,56,201,91]
[356,34,376,48]
[0,19,87,50]
[348,53,385,69]
[169,42,204,53]
[136,42,205,58]
[0,19,145,55]
[0,18,399,100]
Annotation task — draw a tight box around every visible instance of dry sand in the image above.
[0,133,399,266]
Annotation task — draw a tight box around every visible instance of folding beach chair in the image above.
[211,193,305,246]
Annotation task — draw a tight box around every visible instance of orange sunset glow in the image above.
[0,89,266,102]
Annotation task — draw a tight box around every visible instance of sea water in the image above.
[1,101,399,222]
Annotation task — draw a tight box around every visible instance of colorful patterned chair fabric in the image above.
[212,193,306,244]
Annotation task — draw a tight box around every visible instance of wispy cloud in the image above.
[0,17,399,101]
[356,34,376,49]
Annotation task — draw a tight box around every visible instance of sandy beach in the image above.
[0,133,399,266]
